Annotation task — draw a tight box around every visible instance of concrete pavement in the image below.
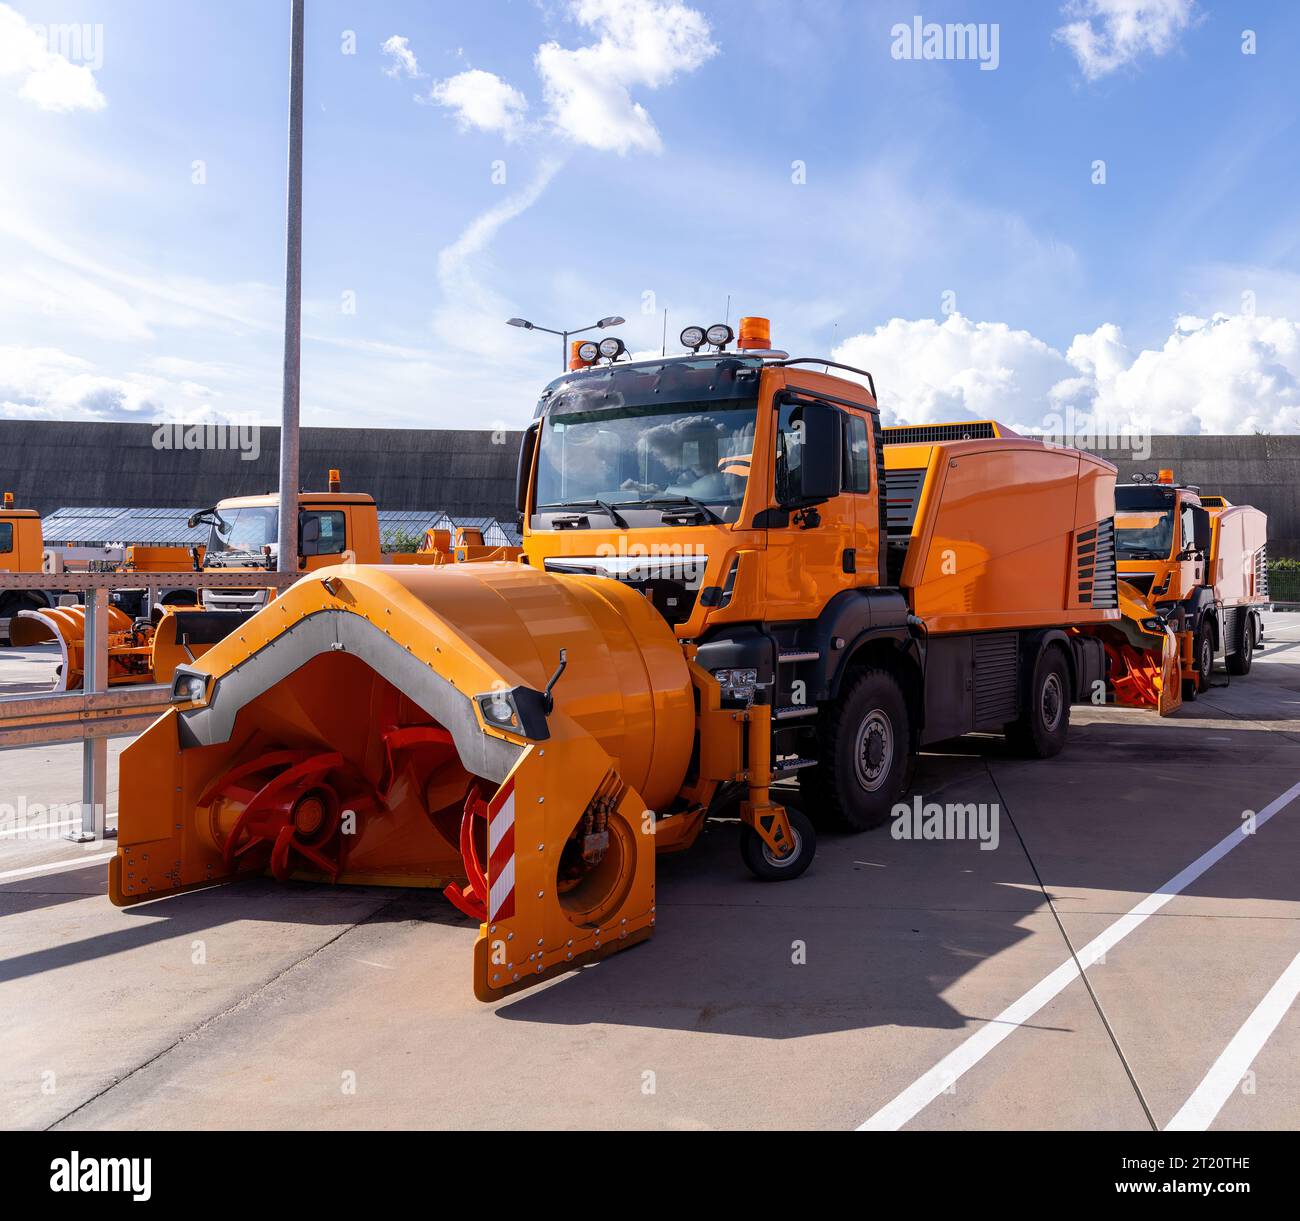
[2,617,1299,1130]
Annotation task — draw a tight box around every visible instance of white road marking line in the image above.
[1165,949,1300,1131]
[0,852,116,882]
[0,815,119,840]
[859,777,1300,1131]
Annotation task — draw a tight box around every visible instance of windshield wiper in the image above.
[617,496,722,524]
[537,500,630,528]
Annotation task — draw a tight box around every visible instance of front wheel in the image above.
[800,667,910,832]
[1195,623,1214,693]
[740,805,816,881]
[1007,646,1070,758]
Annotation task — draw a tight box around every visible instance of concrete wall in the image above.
[1,422,1297,558]
[0,421,523,521]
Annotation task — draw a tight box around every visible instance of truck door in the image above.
[842,409,881,585]
[299,507,349,570]
[763,394,857,620]
[1179,501,1207,590]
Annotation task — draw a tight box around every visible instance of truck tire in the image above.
[740,804,816,881]
[1194,622,1214,693]
[0,594,44,647]
[1226,613,1254,676]
[800,667,909,832]
[1006,645,1070,759]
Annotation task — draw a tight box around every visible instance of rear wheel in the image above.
[800,667,909,832]
[1007,646,1070,758]
[1226,613,1254,676]
[740,804,816,881]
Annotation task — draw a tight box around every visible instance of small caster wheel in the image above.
[740,805,816,881]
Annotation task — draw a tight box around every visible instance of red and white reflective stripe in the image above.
[487,777,516,922]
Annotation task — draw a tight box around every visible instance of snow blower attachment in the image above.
[112,562,697,1000]
[11,604,253,690]
[1097,579,1183,716]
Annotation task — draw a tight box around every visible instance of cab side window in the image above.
[843,414,871,493]
[1181,505,1196,553]
[0,522,12,553]
[774,401,807,504]
[300,509,347,556]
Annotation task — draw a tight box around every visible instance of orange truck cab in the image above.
[1115,472,1266,697]
[516,318,1120,829]
[0,493,59,644]
[186,486,383,615]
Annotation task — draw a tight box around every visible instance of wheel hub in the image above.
[1041,673,1063,732]
[853,710,893,791]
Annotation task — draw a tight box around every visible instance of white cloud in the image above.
[427,69,528,139]
[381,35,422,79]
[833,312,1300,435]
[389,2,717,155]
[0,344,233,423]
[0,4,106,111]
[1054,0,1198,80]
[536,0,718,154]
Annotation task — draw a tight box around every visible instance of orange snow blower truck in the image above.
[111,317,1120,1001]
[1099,470,1267,713]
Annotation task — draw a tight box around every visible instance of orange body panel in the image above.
[123,545,201,573]
[884,439,1119,634]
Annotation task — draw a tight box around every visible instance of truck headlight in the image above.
[171,671,208,704]
[713,667,759,705]
[476,689,520,731]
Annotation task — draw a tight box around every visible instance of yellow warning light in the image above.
[1157,468,1175,484]
[328,469,342,492]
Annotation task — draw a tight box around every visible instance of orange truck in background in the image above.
[1104,471,1267,710]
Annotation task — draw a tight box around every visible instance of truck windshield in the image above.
[535,402,757,519]
[209,507,278,553]
[1115,510,1174,559]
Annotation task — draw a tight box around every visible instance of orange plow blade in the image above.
[112,562,687,1001]
[11,604,153,690]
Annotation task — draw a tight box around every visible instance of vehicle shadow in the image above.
[495,717,1300,1037]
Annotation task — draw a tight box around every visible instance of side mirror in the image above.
[516,422,539,515]
[1192,507,1211,556]
[780,400,843,507]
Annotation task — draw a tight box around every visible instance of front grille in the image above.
[882,421,997,444]
[1077,518,1118,609]
[543,555,705,625]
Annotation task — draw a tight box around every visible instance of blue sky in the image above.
[2,0,1298,434]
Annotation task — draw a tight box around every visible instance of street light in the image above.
[507,314,626,370]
